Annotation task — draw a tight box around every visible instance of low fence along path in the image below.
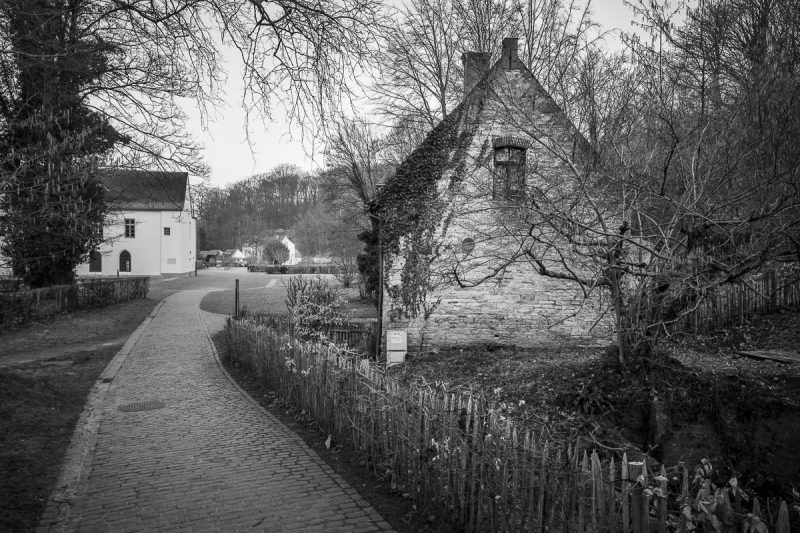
[39,290,392,532]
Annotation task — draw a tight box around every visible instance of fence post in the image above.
[609,457,617,533]
[775,500,790,533]
[235,279,240,318]
[591,452,606,533]
[657,466,667,533]
[627,461,645,533]
[622,454,630,533]
[769,270,778,312]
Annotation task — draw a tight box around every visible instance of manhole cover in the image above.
[118,400,166,412]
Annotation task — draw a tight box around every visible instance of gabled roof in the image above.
[376,44,590,214]
[100,169,189,211]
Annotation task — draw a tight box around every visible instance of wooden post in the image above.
[627,461,644,533]
[657,466,667,533]
[578,452,588,533]
[775,500,790,533]
[235,278,240,318]
[535,442,547,533]
[609,457,617,533]
[591,452,605,533]
[752,498,762,519]
[769,270,778,312]
[622,455,631,533]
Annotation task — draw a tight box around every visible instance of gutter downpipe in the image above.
[372,184,385,363]
[376,232,383,362]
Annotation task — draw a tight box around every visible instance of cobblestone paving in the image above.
[40,291,393,532]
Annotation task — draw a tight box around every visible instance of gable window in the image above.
[163,227,171,236]
[492,137,529,200]
[119,250,131,272]
[89,251,102,272]
[124,218,136,238]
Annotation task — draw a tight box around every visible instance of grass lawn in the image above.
[0,299,157,532]
[200,274,377,319]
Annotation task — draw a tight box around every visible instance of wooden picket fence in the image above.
[674,269,800,334]
[246,313,377,357]
[226,318,795,532]
[0,276,149,331]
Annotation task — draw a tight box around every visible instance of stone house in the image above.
[76,169,197,277]
[375,37,611,352]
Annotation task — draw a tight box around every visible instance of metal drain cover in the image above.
[118,400,166,412]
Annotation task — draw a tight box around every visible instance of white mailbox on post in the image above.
[386,329,407,366]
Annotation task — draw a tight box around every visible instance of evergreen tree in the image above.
[0,1,125,286]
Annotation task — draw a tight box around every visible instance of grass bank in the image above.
[0,299,157,531]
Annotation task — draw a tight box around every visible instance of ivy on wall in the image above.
[373,90,487,320]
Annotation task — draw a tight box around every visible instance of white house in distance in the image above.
[242,233,302,265]
[77,169,196,277]
[281,235,302,265]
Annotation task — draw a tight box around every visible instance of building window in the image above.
[492,136,530,200]
[93,222,104,239]
[163,227,171,236]
[119,250,131,272]
[89,251,102,272]
[124,218,136,238]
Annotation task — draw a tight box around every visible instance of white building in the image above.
[77,169,196,277]
[281,236,302,266]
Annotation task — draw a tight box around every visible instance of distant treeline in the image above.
[194,164,361,258]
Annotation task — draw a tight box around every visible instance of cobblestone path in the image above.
[39,291,393,532]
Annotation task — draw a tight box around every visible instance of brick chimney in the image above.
[462,51,491,97]
[501,37,520,70]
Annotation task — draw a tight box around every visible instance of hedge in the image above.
[246,264,340,275]
[0,276,149,331]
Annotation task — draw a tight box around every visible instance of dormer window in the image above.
[493,136,529,200]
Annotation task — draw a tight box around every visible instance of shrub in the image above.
[262,239,290,265]
[333,255,358,288]
[246,264,339,275]
[284,275,346,342]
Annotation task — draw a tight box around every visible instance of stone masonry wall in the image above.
[383,65,614,352]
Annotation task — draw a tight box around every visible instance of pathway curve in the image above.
[39,290,393,532]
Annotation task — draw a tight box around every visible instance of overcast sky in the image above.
[186,0,641,188]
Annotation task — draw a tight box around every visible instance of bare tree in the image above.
[0,0,383,285]
[440,0,800,362]
[321,115,395,302]
[514,0,599,122]
[373,0,600,156]
[322,115,392,230]
[454,0,515,54]
[382,115,428,166]
[373,0,462,131]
